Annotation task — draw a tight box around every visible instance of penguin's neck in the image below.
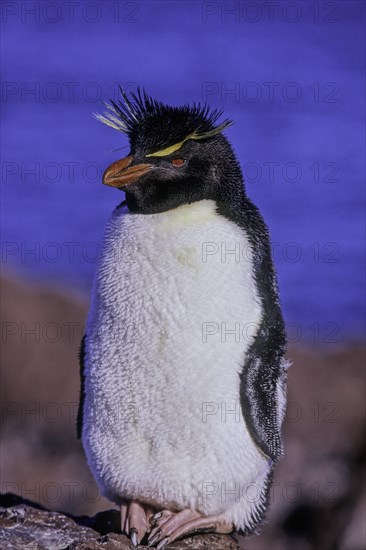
[144,199,218,228]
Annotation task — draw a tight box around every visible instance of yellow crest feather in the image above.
[146,120,234,157]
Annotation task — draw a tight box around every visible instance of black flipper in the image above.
[77,335,86,439]
[216,197,287,463]
[240,320,286,462]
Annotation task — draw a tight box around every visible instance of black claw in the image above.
[147,528,162,546]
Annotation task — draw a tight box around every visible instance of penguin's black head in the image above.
[96,88,244,214]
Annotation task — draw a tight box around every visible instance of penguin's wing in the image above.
[240,323,288,462]
[239,200,287,463]
[76,335,86,439]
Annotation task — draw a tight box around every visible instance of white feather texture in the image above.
[82,199,273,530]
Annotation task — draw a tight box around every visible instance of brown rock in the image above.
[0,493,241,550]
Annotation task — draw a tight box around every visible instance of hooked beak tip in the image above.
[103,155,152,188]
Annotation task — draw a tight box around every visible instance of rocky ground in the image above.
[1,276,365,549]
[0,493,240,549]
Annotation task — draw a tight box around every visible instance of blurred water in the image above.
[1,0,364,341]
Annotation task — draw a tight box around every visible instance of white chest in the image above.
[88,200,262,398]
[83,200,268,517]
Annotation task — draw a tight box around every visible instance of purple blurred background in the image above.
[1,0,364,340]
[1,3,365,549]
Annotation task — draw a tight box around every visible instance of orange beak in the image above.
[103,156,152,188]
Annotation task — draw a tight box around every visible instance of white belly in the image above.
[83,200,270,528]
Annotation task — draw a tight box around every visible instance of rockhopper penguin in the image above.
[78,88,289,548]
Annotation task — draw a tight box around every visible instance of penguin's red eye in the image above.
[171,158,185,167]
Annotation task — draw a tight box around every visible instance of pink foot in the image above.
[147,508,233,548]
[120,499,154,546]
